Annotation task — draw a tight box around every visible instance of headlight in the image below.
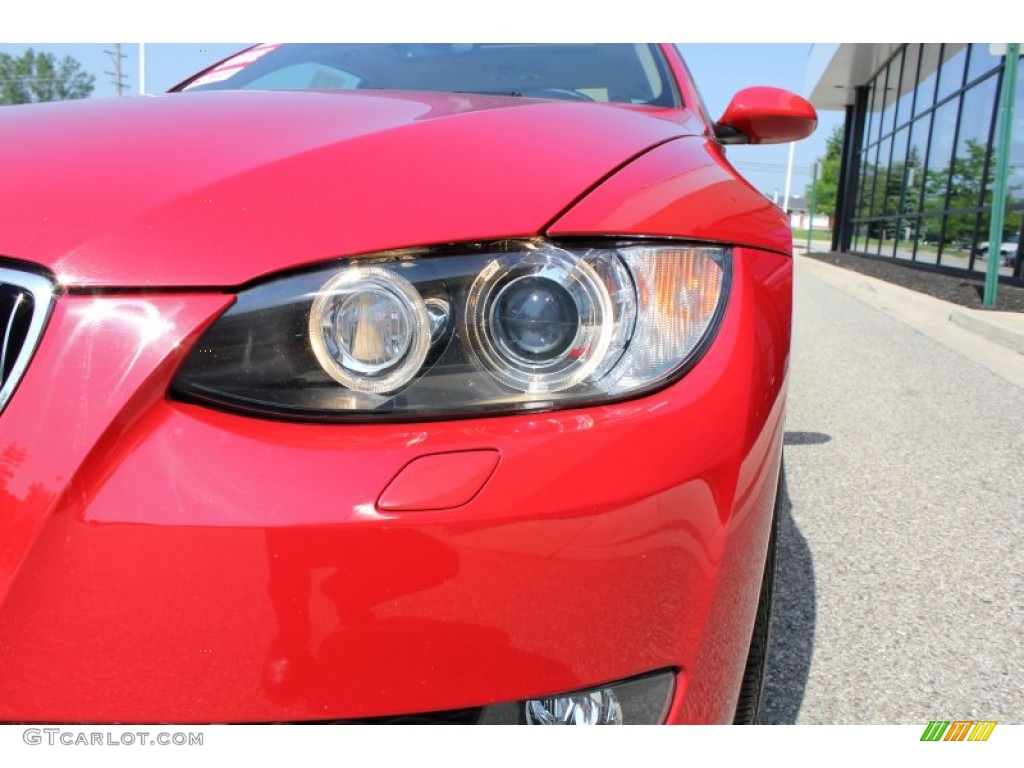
[463,247,632,393]
[172,240,729,420]
[308,266,431,395]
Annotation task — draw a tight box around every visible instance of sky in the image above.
[0,41,843,202]
[680,44,843,200]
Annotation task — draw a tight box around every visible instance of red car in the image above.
[0,44,814,724]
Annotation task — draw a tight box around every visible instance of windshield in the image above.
[176,43,680,107]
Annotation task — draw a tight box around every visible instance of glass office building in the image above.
[808,44,1023,282]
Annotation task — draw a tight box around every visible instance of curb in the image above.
[795,255,1024,387]
[796,255,1024,355]
[949,310,1024,355]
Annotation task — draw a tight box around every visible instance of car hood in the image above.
[0,90,693,288]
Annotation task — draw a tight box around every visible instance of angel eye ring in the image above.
[463,246,618,393]
[308,266,431,395]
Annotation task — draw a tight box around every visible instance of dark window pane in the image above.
[858,223,871,252]
[923,98,959,214]
[866,218,897,255]
[894,216,919,261]
[882,53,903,137]
[966,43,1003,84]
[865,228,883,255]
[940,212,974,266]
[866,78,882,145]
[917,215,943,265]
[948,74,997,223]
[885,219,900,257]
[905,117,929,217]
[870,137,892,217]
[975,210,993,272]
[936,44,968,103]
[973,212,1020,276]
[857,146,878,218]
[896,44,920,128]
[884,128,910,219]
[916,44,941,116]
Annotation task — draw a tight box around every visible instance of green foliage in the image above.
[934,140,988,243]
[860,136,1022,245]
[922,139,1021,243]
[860,145,924,228]
[805,124,843,220]
[0,48,95,105]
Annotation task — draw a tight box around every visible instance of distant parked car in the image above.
[976,233,1020,266]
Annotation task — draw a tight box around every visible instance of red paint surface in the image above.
[0,249,789,723]
[0,44,803,723]
[548,137,793,256]
[0,90,693,288]
[378,450,501,512]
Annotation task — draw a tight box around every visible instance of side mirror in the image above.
[714,87,817,145]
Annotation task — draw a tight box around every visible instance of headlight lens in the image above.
[308,266,431,394]
[463,247,632,394]
[172,240,729,420]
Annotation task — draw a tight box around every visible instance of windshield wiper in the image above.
[452,90,523,97]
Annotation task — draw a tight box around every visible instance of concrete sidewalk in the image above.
[796,255,1024,387]
[773,263,1024,724]
[949,308,1024,355]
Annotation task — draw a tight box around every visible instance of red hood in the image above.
[0,90,692,288]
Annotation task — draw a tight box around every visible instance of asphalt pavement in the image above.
[757,256,1024,724]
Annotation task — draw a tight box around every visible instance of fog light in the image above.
[526,689,622,725]
[477,670,674,725]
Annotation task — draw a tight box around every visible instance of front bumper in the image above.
[0,247,789,724]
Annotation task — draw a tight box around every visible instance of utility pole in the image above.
[139,43,146,95]
[104,43,128,96]
[807,162,819,255]
[782,141,795,216]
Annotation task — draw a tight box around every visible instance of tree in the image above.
[918,138,1021,247]
[861,145,925,240]
[805,124,844,225]
[0,48,94,105]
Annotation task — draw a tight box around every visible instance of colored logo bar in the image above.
[921,721,996,742]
